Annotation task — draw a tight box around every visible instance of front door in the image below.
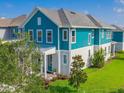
[47,55,52,72]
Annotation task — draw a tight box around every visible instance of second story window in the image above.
[29,30,33,41]
[62,29,68,41]
[88,33,91,45]
[102,30,104,38]
[37,17,41,25]
[46,29,53,43]
[71,30,76,43]
[37,29,42,42]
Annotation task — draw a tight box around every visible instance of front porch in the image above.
[111,42,116,57]
[40,47,60,79]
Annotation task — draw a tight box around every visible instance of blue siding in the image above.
[94,29,112,45]
[24,10,59,49]
[113,32,123,42]
[100,29,112,44]
[94,29,99,45]
[71,28,94,49]
[59,28,69,50]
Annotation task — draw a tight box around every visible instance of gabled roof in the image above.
[0,15,27,28]
[111,25,124,32]
[9,15,27,27]
[22,7,114,29]
[87,15,114,29]
[0,18,12,27]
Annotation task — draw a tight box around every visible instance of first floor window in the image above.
[88,33,91,45]
[29,30,33,41]
[37,30,42,42]
[46,30,53,43]
[63,54,68,64]
[72,30,76,43]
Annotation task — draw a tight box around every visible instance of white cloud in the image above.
[119,0,124,4]
[113,7,124,13]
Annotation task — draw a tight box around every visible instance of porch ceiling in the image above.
[40,47,56,55]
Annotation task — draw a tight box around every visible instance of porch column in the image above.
[44,54,47,79]
[58,50,61,74]
[113,44,115,57]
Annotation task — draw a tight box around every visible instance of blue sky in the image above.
[0,0,124,26]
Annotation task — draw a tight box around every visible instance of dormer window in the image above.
[37,17,41,25]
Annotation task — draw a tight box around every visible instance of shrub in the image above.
[69,55,87,90]
[91,49,105,68]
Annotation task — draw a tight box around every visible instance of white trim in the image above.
[22,8,39,28]
[46,29,53,44]
[62,29,68,41]
[71,29,76,44]
[59,26,114,29]
[37,29,43,43]
[28,29,34,41]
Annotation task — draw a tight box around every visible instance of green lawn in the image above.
[48,53,124,93]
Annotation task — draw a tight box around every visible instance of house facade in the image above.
[0,15,26,41]
[112,25,124,51]
[22,7,115,78]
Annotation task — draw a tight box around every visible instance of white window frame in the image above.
[62,54,68,65]
[88,33,91,45]
[28,29,33,41]
[37,17,41,25]
[71,29,76,43]
[62,29,68,41]
[37,29,43,43]
[46,29,53,43]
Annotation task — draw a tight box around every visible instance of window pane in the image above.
[29,31,33,41]
[38,31,42,41]
[47,31,52,42]
[72,31,75,36]
[64,31,67,40]
[72,31,76,42]
[63,55,67,64]
[38,17,41,25]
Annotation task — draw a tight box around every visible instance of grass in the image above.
[48,52,124,93]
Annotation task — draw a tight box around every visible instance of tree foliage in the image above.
[0,33,44,92]
[69,55,87,90]
[91,49,105,68]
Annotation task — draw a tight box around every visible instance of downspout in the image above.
[68,27,71,75]
[57,26,61,74]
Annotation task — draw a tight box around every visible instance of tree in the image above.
[91,48,105,68]
[0,42,21,84]
[0,32,45,92]
[69,55,87,90]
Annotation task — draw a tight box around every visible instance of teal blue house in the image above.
[22,7,115,78]
[112,25,124,51]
